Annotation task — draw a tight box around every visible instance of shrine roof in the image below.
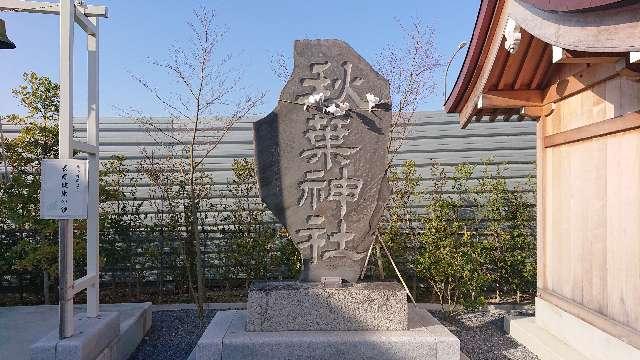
[444,0,640,127]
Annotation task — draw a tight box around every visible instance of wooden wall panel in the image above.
[582,138,608,316]
[605,130,640,330]
[540,70,640,334]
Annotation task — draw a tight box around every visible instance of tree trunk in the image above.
[43,270,50,305]
[18,273,24,303]
[158,227,165,302]
[191,199,206,318]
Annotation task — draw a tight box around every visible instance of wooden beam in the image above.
[543,61,625,105]
[514,38,546,89]
[544,111,640,148]
[72,273,98,295]
[86,15,100,318]
[58,0,75,339]
[0,0,108,17]
[478,90,543,109]
[521,106,542,118]
[488,111,499,122]
[521,103,554,119]
[459,0,510,128]
[552,46,623,64]
[530,45,552,89]
[74,9,96,35]
[539,289,640,350]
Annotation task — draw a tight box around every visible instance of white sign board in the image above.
[40,159,88,219]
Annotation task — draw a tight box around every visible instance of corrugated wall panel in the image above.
[1,111,536,217]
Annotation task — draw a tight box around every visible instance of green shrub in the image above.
[477,163,536,302]
[377,160,423,292]
[219,158,300,286]
[417,163,488,315]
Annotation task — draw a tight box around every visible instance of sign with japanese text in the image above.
[253,39,391,282]
[40,159,88,219]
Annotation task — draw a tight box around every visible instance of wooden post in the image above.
[58,0,75,339]
[3,0,107,341]
[86,16,100,318]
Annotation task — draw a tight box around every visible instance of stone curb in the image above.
[151,302,533,313]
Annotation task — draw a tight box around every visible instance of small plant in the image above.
[477,162,536,303]
[377,160,422,292]
[219,159,300,286]
[130,6,265,317]
[417,163,488,315]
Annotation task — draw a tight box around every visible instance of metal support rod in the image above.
[58,0,75,339]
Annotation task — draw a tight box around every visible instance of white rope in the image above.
[359,238,375,280]
[378,236,416,304]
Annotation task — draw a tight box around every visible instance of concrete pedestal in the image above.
[190,307,460,360]
[505,297,640,360]
[0,303,153,360]
[30,312,120,360]
[247,281,407,331]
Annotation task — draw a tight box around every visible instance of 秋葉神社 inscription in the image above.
[253,39,391,282]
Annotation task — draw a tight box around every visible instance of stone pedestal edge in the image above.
[30,312,120,360]
[189,306,460,360]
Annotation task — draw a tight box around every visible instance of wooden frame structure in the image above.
[0,0,108,339]
[446,0,640,357]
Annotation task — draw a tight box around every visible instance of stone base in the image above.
[25,303,152,360]
[247,281,407,331]
[505,315,588,360]
[30,312,120,360]
[190,308,460,360]
[505,297,640,360]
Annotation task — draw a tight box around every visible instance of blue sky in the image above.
[1,1,479,117]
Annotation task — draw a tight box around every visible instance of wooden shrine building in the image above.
[445,1,640,358]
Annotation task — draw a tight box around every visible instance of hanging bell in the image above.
[0,19,16,50]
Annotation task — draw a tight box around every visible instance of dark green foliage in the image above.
[379,160,536,316]
[477,163,536,303]
[219,159,300,285]
[417,164,488,315]
[0,73,61,303]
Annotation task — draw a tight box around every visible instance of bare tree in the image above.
[131,7,265,317]
[270,51,292,84]
[269,18,441,162]
[373,18,441,281]
[376,17,441,162]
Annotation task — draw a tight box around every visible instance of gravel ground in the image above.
[431,310,538,360]
[130,308,537,360]
[129,309,217,360]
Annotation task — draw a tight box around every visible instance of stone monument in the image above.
[188,39,460,360]
[253,39,391,283]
